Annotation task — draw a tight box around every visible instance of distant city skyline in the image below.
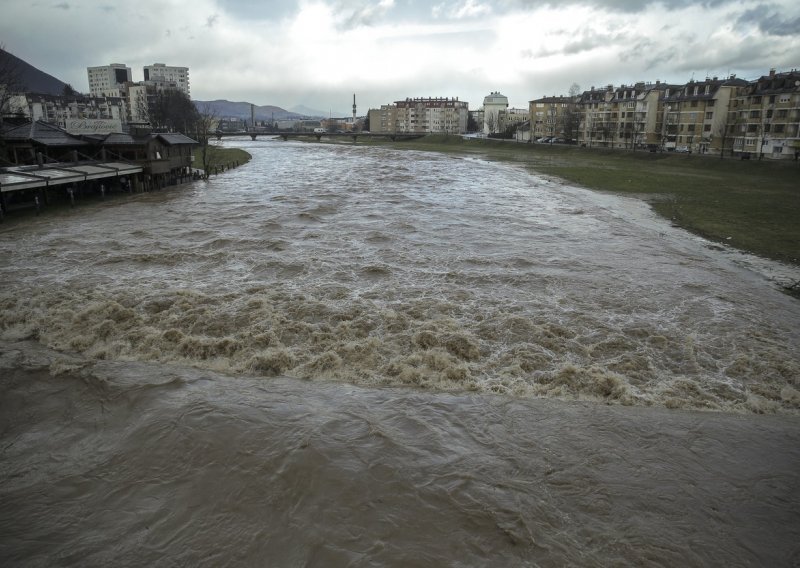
[2,0,798,113]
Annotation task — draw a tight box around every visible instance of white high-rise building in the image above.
[483,91,509,134]
[143,64,190,97]
[87,64,132,97]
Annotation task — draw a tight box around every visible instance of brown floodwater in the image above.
[1,139,798,565]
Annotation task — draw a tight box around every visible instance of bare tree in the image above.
[0,45,26,125]
[712,111,733,159]
[596,119,611,147]
[561,106,581,143]
[149,89,198,133]
[193,103,218,177]
[485,111,498,135]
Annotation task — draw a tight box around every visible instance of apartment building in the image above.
[126,84,150,124]
[87,64,132,97]
[500,107,530,133]
[529,96,575,140]
[368,97,468,134]
[143,64,190,97]
[730,69,800,159]
[609,83,660,148]
[576,83,666,149]
[7,93,126,133]
[661,76,747,154]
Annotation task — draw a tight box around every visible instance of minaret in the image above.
[352,94,357,122]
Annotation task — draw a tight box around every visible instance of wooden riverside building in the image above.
[0,120,198,216]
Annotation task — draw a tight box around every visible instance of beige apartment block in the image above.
[577,86,614,147]
[577,82,668,149]
[528,96,575,141]
[730,69,800,160]
[500,107,530,134]
[661,76,747,155]
[369,97,468,134]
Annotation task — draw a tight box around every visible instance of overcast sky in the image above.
[2,0,798,115]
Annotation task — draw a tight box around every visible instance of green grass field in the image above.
[361,135,799,267]
[197,146,252,174]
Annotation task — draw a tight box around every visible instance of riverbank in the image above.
[198,144,252,175]
[357,135,800,270]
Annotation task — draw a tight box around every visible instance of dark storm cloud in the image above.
[737,3,800,36]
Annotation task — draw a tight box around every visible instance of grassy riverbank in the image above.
[362,135,800,267]
[198,145,252,174]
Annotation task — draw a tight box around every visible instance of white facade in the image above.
[8,93,126,130]
[127,84,150,123]
[143,64,190,97]
[87,64,132,97]
[482,91,509,134]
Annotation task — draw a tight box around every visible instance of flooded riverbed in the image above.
[1,139,798,565]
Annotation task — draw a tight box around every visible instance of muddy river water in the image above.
[1,139,798,566]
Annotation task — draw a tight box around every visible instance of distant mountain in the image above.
[0,48,67,96]
[193,100,306,121]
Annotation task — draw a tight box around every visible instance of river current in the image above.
[1,139,798,565]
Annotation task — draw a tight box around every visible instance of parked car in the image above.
[675,146,690,153]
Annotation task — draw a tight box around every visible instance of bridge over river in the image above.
[214,130,425,142]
